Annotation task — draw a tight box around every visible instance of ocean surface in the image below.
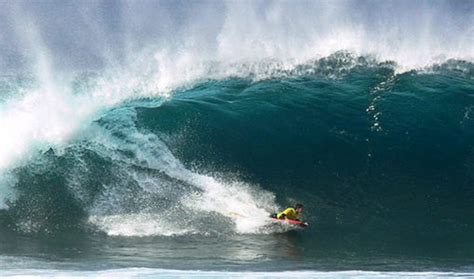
[0,0,473,277]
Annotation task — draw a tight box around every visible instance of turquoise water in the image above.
[1,55,473,274]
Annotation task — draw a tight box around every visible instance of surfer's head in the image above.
[295,203,303,213]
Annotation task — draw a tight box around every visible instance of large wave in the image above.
[0,1,473,258]
[0,0,472,173]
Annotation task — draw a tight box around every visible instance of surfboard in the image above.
[270,217,309,227]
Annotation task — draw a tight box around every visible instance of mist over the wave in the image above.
[0,0,472,72]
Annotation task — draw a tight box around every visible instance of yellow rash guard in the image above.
[276,207,300,220]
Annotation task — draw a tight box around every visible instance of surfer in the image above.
[270,203,308,227]
[271,203,304,221]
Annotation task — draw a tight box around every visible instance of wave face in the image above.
[0,0,473,271]
[1,55,473,258]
